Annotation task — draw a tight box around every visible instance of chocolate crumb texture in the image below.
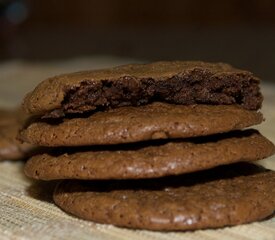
[22,61,262,118]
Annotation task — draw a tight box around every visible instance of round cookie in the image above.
[22,61,262,118]
[0,125,34,160]
[24,130,275,180]
[19,103,263,146]
[0,109,17,126]
[0,109,35,160]
[53,163,275,231]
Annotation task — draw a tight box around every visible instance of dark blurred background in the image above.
[1,0,275,80]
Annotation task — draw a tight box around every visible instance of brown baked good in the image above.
[0,109,35,160]
[24,130,275,180]
[53,162,275,231]
[0,109,17,126]
[18,103,263,146]
[22,61,262,118]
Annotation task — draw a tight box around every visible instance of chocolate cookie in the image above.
[22,61,262,118]
[0,109,35,160]
[19,103,263,146]
[0,109,17,126]
[53,163,275,231]
[24,130,275,180]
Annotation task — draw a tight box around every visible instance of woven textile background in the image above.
[0,58,275,240]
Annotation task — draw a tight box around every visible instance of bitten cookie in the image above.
[22,61,262,118]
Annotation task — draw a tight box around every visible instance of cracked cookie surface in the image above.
[53,163,275,231]
[25,130,275,180]
[19,103,263,146]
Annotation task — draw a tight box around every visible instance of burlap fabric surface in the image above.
[0,58,274,240]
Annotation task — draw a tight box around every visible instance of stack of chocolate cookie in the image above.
[19,61,275,231]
